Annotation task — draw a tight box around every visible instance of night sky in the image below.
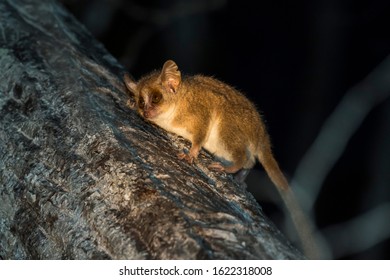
[61,0,390,259]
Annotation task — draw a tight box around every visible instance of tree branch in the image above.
[0,0,302,259]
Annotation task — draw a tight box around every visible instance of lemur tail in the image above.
[257,147,321,259]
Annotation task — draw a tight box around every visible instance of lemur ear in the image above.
[160,60,181,93]
[124,73,138,96]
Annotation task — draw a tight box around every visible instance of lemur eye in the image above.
[139,97,145,109]
[151,92,162,104]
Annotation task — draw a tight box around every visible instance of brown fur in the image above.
[124,60,288,190]
[124,60,321,259]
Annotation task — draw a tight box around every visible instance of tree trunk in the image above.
[0,0,303,259]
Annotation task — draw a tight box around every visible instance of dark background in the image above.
[60,0,390,259]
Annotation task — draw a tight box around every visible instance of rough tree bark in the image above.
[0,0,303,259]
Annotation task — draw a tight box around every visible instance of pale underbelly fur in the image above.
[152,111,232,162]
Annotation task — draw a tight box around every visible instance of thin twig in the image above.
[293,55,390,211]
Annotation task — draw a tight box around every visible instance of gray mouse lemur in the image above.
[124,60,320,259]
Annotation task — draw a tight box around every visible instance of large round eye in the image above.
[139,97,145,109]
[151,92,162,104]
